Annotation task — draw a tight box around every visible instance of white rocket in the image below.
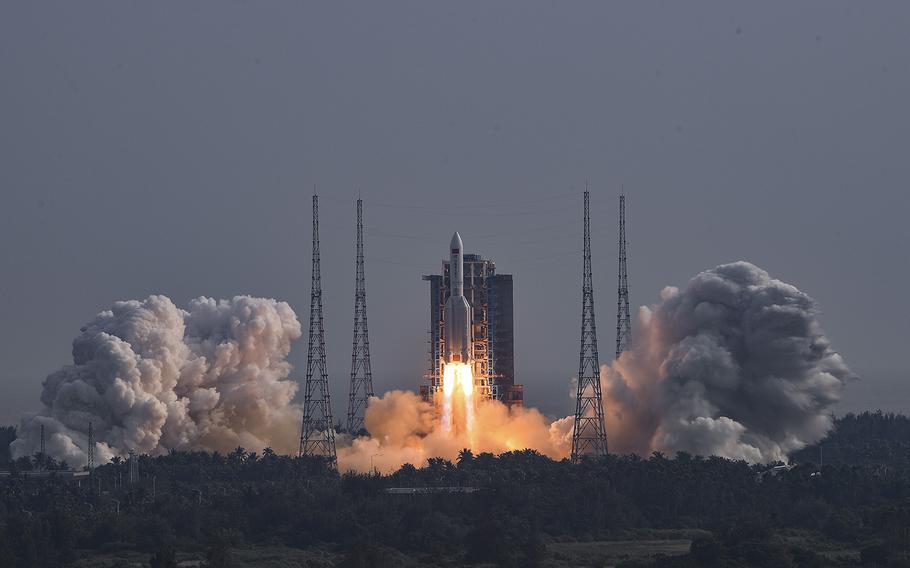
[444,232,473,365]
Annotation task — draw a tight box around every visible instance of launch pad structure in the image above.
[421,246,523,408]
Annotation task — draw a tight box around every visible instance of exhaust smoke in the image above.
[10,295,303,464]
[8,261,851,471]
[601,261,852,462]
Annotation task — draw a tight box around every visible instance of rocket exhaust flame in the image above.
[440,362,475,437]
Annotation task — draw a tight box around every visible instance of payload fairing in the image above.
[444,232,473,365]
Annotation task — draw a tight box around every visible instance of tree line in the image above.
[0,411,907,567]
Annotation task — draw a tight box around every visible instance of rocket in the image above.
[444,232,473,365]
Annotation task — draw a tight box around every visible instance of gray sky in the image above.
[1,2,908,425]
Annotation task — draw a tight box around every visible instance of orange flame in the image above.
[440,362,475,439]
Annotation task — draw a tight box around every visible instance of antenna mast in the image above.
[616,190,631,359]
[571,187,609,461]
[299,193,338,469]
[347,198,374,433]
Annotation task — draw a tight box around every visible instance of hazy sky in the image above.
[1,2,908,425]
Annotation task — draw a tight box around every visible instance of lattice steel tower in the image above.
[87,421,94,471]
[571,188,609,461]
[299,194,338,469]
[616,191,631,360]
[347,198,374,433]
[128,449,138,485]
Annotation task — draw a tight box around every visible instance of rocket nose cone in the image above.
[450,232,463,250]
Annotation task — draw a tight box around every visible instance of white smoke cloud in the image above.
[602,261,852,462]
[11,295,303,465]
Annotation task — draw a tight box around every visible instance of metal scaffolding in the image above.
[423,256,497,403]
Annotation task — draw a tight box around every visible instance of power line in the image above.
[359,190,578,211]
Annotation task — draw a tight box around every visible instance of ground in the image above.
[71,538,701,568]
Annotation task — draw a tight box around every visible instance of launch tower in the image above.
[422,240,522,408]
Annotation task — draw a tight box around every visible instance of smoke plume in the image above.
[337,390,571,472]
[602,261,852,462]
[11,261,850,470]
[11,295,303,465]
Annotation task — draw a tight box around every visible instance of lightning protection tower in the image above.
[571,187,609,462]
[347,198,374,433]
[616,191,631,359]
[299,194,338,469]
[87,421,95,471]
[128,449,138,485]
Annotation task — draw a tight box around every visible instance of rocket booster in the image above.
[444,232,473,364]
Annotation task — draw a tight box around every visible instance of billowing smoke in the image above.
[602,261,852,462]
[337,391,571,472]
[11,262,850,470]
[11,295,303,465]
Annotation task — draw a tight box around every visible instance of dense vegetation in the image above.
[0,412,907,567]
[792,412,910,468]
[0,426,14,464]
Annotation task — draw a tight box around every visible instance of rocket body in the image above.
[444,232,473,365]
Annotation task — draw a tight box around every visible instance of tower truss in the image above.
[128,449,138,485]
[571,187,609,461]
[87,421,95,471]
[299,194,338,469]
[347,198,374,433]
[616,191,631,359]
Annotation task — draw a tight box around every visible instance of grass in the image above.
[72,546,342,568]
[73,538,694,568]
[544,539,692,568]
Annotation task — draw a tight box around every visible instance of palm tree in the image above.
[457,448,475,468]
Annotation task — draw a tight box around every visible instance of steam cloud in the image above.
[11,295,303,465]
[602,261,852,462]
[10,261,851,470]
